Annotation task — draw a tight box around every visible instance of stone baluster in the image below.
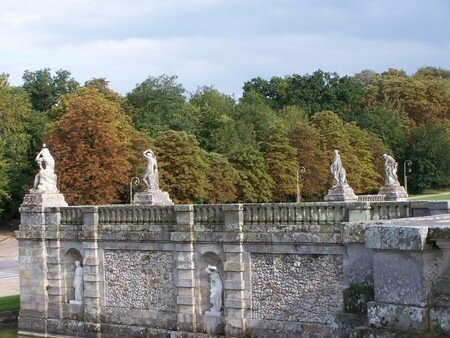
[173,205,197,332]
[223,204,247,336]
[81,207,102,334]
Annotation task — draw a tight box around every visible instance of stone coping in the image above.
[365,214,450,250]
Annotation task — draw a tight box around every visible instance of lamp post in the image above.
[130,176,140,204]
[403,160,412,194]
[296,166,306,203]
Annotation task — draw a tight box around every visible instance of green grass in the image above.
[408,191,450,201]
[0,294,20,312]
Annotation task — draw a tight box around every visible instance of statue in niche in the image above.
[205,265,223,313]
[143,149,159,191]
[330,149,347,187]
[73,260,84,302]
[32,144,57,192]
[383,154,399,185]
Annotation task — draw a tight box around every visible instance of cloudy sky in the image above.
[1,0,449,96]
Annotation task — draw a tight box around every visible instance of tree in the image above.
[46,87,132,205]
[22,68,79,112]
[227,145,273,202]
[154,130,208,203]
[203,152,239,203]
[0,77,38,218]
[126,75,194,135]
[264,122,297,202]
[407,123,450,193]
[189,86,236,151]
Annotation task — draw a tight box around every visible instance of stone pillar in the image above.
[173,205,197,332]
[347,202,371,222]
[81,207,102,334]
[44,208,64,322]
[365,223,443,332]
[17,205,48,335]
[223,204,247,337]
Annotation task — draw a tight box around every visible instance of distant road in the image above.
[0,234,19,296]
[0,271,19,280]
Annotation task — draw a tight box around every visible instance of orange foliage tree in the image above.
[46,87,132,205]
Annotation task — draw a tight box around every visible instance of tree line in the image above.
[0,67,449,218]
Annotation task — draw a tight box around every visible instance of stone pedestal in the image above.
[132,190,173,205]
[324,184,357,202]
[378,183,408,201]
[203,312,224,335]
[21,191,68,208]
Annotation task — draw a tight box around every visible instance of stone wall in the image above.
[16,200,450,337]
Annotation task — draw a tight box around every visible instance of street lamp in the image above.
[296,166,306,203]
[130,176,140,204]
[403,160,412,194]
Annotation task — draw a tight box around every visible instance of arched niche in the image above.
[63,248,82,303]
[196,251,224,315]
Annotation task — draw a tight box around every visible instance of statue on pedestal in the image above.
[324,150,357,201]
[21,144,67,207]
[206,265,223,313]
[383,153,399,185]
[331,149,347,187]
[73,260,84,302]
[143,149,159,191]
[378,154,408,201]
[32,144,57,192]
[132,148,173,205]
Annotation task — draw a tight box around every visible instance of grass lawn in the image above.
[408,191,450,201]
[0,294,20,312]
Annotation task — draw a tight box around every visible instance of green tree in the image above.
[46,87,132,205]
[203,152,239,203]
[126,75,194,135]
[22,68,79,112]
[227,145,273,202]
[189,86,236,151]
[264,122,297,202]
[154,130,208,203]
[0,76,37,218]
[407,123,450,193]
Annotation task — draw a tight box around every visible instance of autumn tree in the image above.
[264,122,297,202]
[203,152,239,203]
[154,130,208,203]
[46,87,132,205]
[227,145,273,202]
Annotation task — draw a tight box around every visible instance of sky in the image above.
[0,0,449,97]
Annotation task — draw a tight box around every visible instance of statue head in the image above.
[383,153,388,159]
[75,260,81,268]
[206,265,218,274]
[334,149,339,155]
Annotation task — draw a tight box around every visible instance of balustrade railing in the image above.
[60,207,83,225]
[194,205,223,224]
[98,205,174,224]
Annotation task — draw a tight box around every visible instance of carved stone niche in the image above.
[196,251,225,335]
[63,249,83,305]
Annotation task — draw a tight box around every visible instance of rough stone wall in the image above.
[251,253,344,324]
[104,250,175,311]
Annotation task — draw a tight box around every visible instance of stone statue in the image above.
[143,149,159,191]
[205,265,223,313]
[32,144,57,192]
[330,150,347,187]
[383,154,399,185]
[73,260,84,302]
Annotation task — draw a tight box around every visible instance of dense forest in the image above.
[0,67,449,218]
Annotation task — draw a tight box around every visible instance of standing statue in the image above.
[73,260,84,302]
[143,149,159,191]
[330,150,347,187]
[383,154,399,185]
[205,265,223,313]
[32,144,57,192]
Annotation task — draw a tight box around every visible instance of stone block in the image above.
[367,301,429,331]
[224,298,245,309]
[176,296,195,305]
[430,306,450,333]
[224,262,244,272]
[373,250,441,306]
[366,225,429,251]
